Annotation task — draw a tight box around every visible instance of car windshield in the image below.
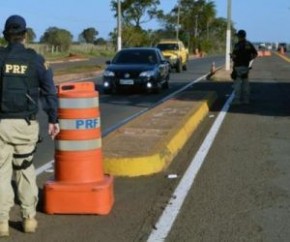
[112,50,157,64]
[157,43,178,51]
[278,43,287,47]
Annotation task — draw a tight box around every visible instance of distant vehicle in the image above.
[266,43,273,50]
[258,43,266,50]
[277,42,287,52]
[102,47,170,94]
[156,39,189,73]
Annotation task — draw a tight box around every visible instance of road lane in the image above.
[147,91,235,241]
[6,55,231,241]
[30,53,290,242]
[34,56,225,168]
[166,54,290,241]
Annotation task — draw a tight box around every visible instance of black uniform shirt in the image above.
[231,40,258,67]
[6,43,58,123]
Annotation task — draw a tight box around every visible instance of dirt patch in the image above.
[209,67,232,82]
[54,71,101,84]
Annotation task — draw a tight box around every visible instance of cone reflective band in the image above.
[44,82,114,215]
[57,116,101,151]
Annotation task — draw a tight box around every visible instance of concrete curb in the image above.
[103,91,217,177]
[274,51,290,62]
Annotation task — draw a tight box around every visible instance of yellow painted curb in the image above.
[274,52,290,62]
[103,91,217,177]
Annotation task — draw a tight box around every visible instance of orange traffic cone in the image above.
[44,82,114,215]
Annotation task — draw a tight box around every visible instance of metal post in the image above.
[176,0,181,40]
[194,15,198,38]
[117,0,122,51]
[206,0,209,40]
[194,0,198,38]
[225,0,232,71]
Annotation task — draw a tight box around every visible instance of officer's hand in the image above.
[48,123,60,140]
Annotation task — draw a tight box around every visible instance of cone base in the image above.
[43,175,114,215]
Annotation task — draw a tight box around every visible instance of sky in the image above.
[0,0,289,43]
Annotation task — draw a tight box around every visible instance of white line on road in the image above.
[36,160,54,176]
[147,91,234,242]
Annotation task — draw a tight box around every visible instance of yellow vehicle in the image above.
[156,39,189,73]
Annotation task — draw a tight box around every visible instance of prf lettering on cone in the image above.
[44,82,114,215]
[76,119,99,129]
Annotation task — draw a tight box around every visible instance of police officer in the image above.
[231,29,258,105]
[0,15,60,236]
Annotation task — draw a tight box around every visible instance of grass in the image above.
[31,44,116,75]
[54,64,104,76]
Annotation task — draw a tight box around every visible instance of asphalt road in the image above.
[5,53,290,242]
[165,53,290,242]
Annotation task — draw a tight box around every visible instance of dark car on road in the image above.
[277,42,287,52]
[102,47,170,94]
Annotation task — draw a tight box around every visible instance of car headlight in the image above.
[140,70,155,78]
[146,82,153,88]
[170,55,178,60]
[103,81,110,88]
[103,70,115,77]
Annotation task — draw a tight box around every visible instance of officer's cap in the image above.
[3,15,27,35]
[236,29,246,38]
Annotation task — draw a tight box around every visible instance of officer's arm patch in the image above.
[44,61,50,70]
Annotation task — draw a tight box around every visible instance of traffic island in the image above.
[103,91,217,177]
[208,67,232,82]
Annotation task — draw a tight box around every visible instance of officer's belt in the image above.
[0,114,37,121]
[13,146,37,159]
[24,114,37,125]
[28,114,37,120]
[13,147,37,170]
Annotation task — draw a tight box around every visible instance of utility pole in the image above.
[194,0,198,38]
[194,15,198,38]
[225,0,232,71]
[176,0,181,40]
[117,0,122,51]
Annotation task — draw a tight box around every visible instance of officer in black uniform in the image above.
[0,15,59,236]
[231,29,258,105]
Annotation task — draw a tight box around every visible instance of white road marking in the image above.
[36,160,54,176]
[147,91,234,242]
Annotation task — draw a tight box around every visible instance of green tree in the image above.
[159,0,228,53]
[123,26,151,47]
[0,37,6,46]
[182,0,217,51]
[111,0,161,28]
[81,27,99,44]
[40,27,73,52]
[109,25,150,49]
[26,27,36,43]
[109,0,234,53]
[94,37,107,45]
[110,0,163,47]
